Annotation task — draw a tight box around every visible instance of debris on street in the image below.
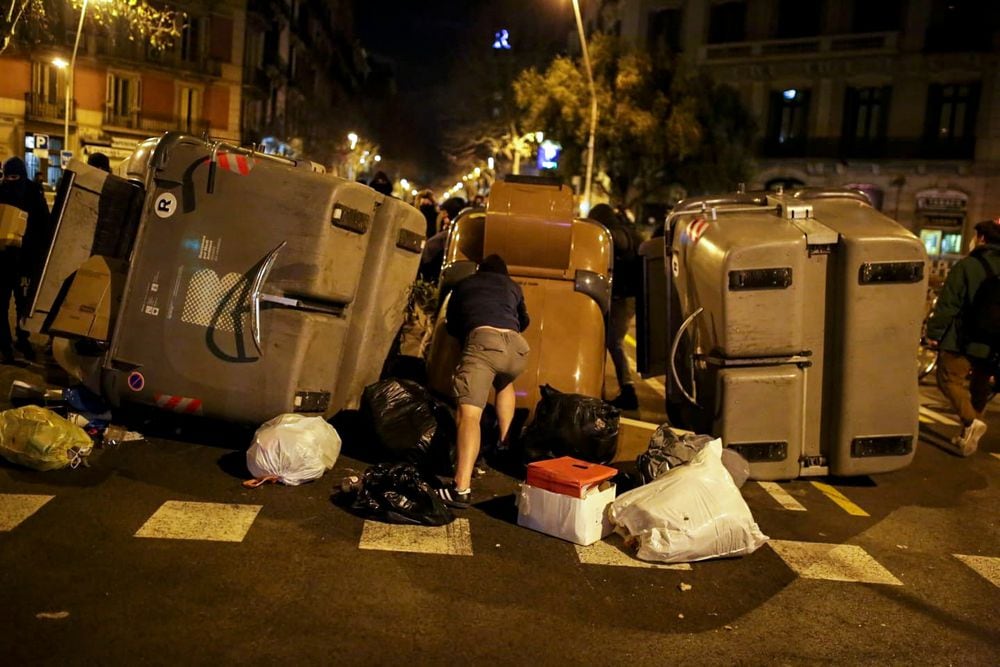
[0,405,92,470]
[244,414,342,487]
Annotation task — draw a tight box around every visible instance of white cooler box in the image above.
[516,482,616,546]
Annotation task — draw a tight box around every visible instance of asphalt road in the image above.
[0,355,998,666]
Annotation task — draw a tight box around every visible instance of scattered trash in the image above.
[9,380,65,409]
[678,582,692,592]
[35,611,70,620]
[0,406,93,470]
[361,379,455,468]
[101,425,143,447]
[637,425,750,488]
[346,462,454,526]
[244,414,342,487]
[520,384,620,463]
[609,439,768,564]
[518,457,618,545]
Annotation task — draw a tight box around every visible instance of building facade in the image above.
[588,0,999,277]
[241,0,366,165]
[0,0,245,186]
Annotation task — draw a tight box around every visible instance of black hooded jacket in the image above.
[0,157,52,279]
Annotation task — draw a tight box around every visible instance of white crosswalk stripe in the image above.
[756,482,808,511]
[769,540,903,585]
[576,537,692,570]
[0,493,54,531]
[359,519,473,556]
[134,501,262,542]
[953,554,1000,588]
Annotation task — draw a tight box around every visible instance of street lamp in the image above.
[570,0,597,216]
[64,0,106,160]
[347,132,358,150]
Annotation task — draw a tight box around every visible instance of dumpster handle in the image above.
[250,241,287,354]
[670,307,703,406]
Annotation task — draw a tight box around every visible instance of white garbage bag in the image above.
[246,414,342,487]
[609,438,768,563]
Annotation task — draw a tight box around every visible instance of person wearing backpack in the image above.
[926,219,1000,456]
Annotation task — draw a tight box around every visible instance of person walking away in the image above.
[588,203,643,410]
[0,157,50,363]
[925,219,1000,455]
[438,254,530,507]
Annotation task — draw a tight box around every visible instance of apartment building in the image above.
[0,1,245,186]
[588,0,999,276]
[241,0,366,165]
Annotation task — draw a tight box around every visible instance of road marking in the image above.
[576,538,692,570]
[810,482,870,517]
[918,405,960,427]
[0,494,54,531]
[756,482,808,511]
[359,519,473,556]
[954,554,1000,588]
[135,501,262,542]
[769,540,902,585]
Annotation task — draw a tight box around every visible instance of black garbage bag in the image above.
[349,462,454,526]
[361,379,455,468]
[637,424,750,488]
[521,385,620,464]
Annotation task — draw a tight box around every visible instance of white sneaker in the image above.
[951,419,987,457]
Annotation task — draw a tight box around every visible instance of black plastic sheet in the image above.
[349,462,454,526]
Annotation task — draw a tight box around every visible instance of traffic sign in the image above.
[34,133,49,150]
[60,150,73,168]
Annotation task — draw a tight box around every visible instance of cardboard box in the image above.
[49,255,127,340]
[516,482,616,546]
[526,457,617,499]
[0,203,28,247]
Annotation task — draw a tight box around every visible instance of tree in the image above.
[2,0,184,56]
[512,34,756,210]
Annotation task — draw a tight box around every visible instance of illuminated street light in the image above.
[473,167,481,177]
[65,0,110,158]
[411,189,418,196]
[400,178,410,189]
[487,156,495,170]
[374,154,382,163]
[348,132,358,149]
[52,57,68,69]
[570,0,597,215]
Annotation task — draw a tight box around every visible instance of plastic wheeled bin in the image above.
[31,133,425,423]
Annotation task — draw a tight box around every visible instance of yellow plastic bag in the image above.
[0,406,93,471]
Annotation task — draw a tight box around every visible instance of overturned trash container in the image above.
[639,189,927,479]
[28,133,425,423]
[426,177,612,417]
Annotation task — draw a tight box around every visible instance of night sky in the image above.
[354,0,574,187]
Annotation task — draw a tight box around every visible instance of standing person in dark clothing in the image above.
[0,157,49,363]
[417,189,437,241]
[369,171,393,196]
[589,203,643,409]
[438,254,530,507]
[86,152,111,172]
[926,219,1000,456]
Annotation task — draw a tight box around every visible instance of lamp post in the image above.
[62,0,96,160]
[570,0,597,216]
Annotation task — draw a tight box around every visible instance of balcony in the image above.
[24,93,74,122]
[701,31,899,62]
[103,110,209,137]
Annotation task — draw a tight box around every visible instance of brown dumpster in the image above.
[426,177,612,418]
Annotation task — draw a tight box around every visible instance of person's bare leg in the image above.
[495,382,517,445]
[454,403,484,491]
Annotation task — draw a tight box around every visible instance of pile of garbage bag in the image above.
[0,406,93,471]
[610,438,768,564]
[361,379,455,468]
[521,385,620,464]
[637,424,750,488]
[245,414,342,487]
[345,462,454,526]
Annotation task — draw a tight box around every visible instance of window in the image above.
[924,83,980,158]
[32,62,65,103]
[842,86,890,156]
[925,0,992,52]
[775,0,823,39]
[766,88,811,154]
[106,72,141,127]
[244,29,265,71]
[181,17,204,63]
[851,0,901,33]
[647,8,682,54]
[708,1,747,44]
[178,86,202,133]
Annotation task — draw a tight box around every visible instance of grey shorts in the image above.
[453,328,530,408]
